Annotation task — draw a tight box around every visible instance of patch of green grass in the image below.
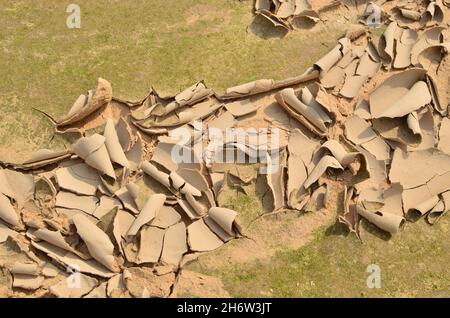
[197,216,450,297]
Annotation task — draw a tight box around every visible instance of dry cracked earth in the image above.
[1,0,450,298]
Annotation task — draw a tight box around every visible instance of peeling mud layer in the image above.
[1,1,450,298]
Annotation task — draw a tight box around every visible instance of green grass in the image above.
[189,216,450,297]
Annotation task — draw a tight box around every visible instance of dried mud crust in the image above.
[1,0,450,298]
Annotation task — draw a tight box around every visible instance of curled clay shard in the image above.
[189,99,223,122]
[321,66,345,89]
[177,198,202,220]
[275,88,329,136]
[72,213,118,272]
[175,82,212,106]
[356,205,405,234]
[378,184,404,218]
[152,82,212,116]
[174,169,213,205]
[136,110,195,130]
[50,273,98,298]
[402,185,439,218]
[223,79,274,99]
[374,81,431,118]
[0,169,15,199]
[370,68,429,118]
[254,0,299,30]
[136,226,165,264]
[11,262,39,276]
[113,210,135,256]
[124,267,175,298]
[339,186,359,237]
[372,115,422,147]
[21,149,71,168]
[150,141,179,172]
[142,161,201,197]
[126,132,143,171]
[116,118,133,152]
[427,66,449,115]
[0,221,18,242]
[33,228,84,257]
[56,163,100,196]
[394,29,418,70]
[390,148,450,189]
[314,140,369,181]
[340,74,368,98]
[272,67,320,90]
[417,42,450,70]
[400,8,421,21]
[428,191,450,224]
[304,155,343,189]
[204,207,240,242]
[425,170,450,198]
[169,171,202,197]
[58,78,112,127]
[150,138,202,172]
[55,191,98,215]
[187,219,223,252]
[255,0,270,11]
[1,169,34,208]
[31,241,114,278]
[106,273,128,298]
[151,205,181,229]
[126,182,139,201]
[412,195,440,217]
[411,27,445,66]
[426,200,445,224]
[207,111,236,131]
[93,196,122,219]
[142,161,171,189]
[266,151,286,211]
[84,282,108,298]
[378,21,400,64]
[304,184,327,212]
[422,0,444,26]
[316,140,355,167]
[438,118,450,155]
[161,222,187,266]
[356,43,381,79]
[407,107,435,151]
[104,118,130,168]
[73,134,116,179]
[344,115,390,161]
[287,129,319,209]
[126,194,166,236]
[185,192,208,216]
[254,9,291,31]
[300,85,332,124]
[315,38,350,75]
[12,274,45,290]
[0,193,19,226]
[225,99,258,117]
